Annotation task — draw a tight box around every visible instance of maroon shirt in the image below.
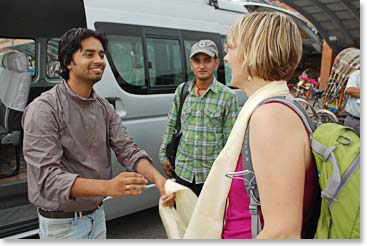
[22,81,152,212]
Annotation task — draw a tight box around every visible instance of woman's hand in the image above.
[161,193,176,207]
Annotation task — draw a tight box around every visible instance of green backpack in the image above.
[311,123,360,239]
[241,96,360,239]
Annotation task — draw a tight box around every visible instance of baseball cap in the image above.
[190,40,218,58]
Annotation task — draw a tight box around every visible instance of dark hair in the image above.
[58,28,108,80]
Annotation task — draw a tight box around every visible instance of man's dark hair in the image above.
[58,27,108,80]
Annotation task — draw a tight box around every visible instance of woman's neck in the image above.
[238,77,271,96]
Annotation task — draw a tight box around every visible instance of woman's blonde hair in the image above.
[227,11,303,81]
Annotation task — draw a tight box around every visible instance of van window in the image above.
[146,38,183,86]
[221,37,232,86]
[184,40,196,81]
[108,35,145,87]
[96,22,226,94]
[0,38,36,77]
[224,59,232,86]
[47,38,61,80]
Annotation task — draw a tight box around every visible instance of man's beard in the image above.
[91,76,102,84]
[196,74,211,81]
[89,73,103,84]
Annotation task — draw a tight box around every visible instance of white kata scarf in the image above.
[159,81,290,239]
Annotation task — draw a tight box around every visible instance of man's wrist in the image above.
[154,174,166,195]
[99,179,110,197]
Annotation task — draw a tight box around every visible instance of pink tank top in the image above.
[222,154,319,239]
[222,154,260,239]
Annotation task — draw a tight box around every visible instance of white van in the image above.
[0,0,321,238]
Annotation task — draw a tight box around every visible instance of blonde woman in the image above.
[221,12,320,239]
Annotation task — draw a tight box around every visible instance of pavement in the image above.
[106,206,167,239]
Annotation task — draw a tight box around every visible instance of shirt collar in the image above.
[208,77,219,94]
[61,80,97,103]
[188,76,219,96]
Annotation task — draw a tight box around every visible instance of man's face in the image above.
[67,37,106,84]
[190,53,219,81]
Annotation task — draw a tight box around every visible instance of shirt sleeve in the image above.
[345,70,360,90]
[159,84,181,165]
[107,103,153,172]
[223,92,239,143]
[22,100,79,204]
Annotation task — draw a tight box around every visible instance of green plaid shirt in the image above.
[159,78,239,183]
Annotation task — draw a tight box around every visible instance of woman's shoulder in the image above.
[252,101,294,119]
[250,101,307,136]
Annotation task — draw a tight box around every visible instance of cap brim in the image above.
[190,49,216,58]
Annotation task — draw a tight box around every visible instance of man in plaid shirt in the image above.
[159,40,239,196]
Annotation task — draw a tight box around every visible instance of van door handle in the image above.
[105,97,127,117]
[106,97,116,109]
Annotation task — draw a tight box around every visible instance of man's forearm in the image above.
[135,158,166,195]
[70,172,148,198]
[70,177,109,198]
[345,87,360,98]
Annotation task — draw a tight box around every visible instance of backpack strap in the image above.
[261,96,317,133]
[242,95,316,238]
[174,81,191,134]
[309,138,340,205]
[242,125,262,238]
